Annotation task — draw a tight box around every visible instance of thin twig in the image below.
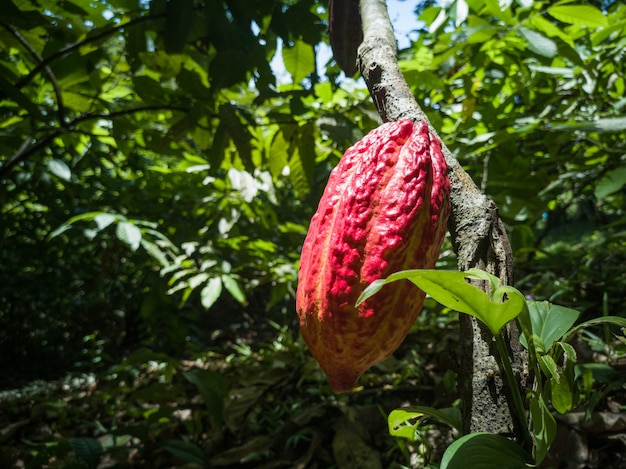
[2,22,67,126]
[0,105,189,179]
[8,14,163,91]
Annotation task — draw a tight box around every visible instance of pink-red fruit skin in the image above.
[296,119,450,393]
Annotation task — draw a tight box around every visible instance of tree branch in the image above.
[0,105,189,179]
[357,0,525,439]
[2,22,67,126]
[5,13,163,92]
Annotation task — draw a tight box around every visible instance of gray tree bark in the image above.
[357,0,527,439]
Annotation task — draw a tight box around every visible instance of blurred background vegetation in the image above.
[1,0,625,467]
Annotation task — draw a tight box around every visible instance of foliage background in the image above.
[1,0,625,467]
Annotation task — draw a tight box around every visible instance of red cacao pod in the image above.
[296,119,450,392]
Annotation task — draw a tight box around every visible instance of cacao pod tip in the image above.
[323,365,363,393]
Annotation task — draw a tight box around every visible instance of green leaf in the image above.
[94,213,117,231]
[595,166,626,199]
[388,406,462,440]
[139,51,184,79]
[549,344,577,414]
[116,221,142,251]
[551,116,626,133]
[161,439,204,465]
[140,239,168,266]
[591,19,626,46]
[219,103,254,172]
[62,90,92,113]
[529,395,557,465]
[268,129,290,179]
[207,121,227,169]
[548,5,608,28]
[550,374,575,414]
[528,64,574,76]
[529,15,575,48]
[164,0,194,54]
[538,354,559,381]
[440,432,533,469]
[132,75,166,103]
[46,159,72,181]
[518,27,557,57]
[183,369,229,423]
[200,277,222,309]
[221,274,245,304]
[562,316,626,343]
[69,437,103,468]
[520,301,580,350]
[282,39,315,84]
[463,268,501,292]
[287,124,316,198]
[48,224,72,239]
[358,269,525,334]
[559,341,577,368]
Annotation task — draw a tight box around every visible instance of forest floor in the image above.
[1,311,625,468]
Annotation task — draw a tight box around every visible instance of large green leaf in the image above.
[440,432,533,469]
[161,439,204,465]
[551,117,626,133]
[518,27,557,57]
[519,301,580,351]
[548,5,608,28]
[358,269,526,334]
[282,39,315,84]
[287,123,316,198]
[595,166,626,199]
[164,0,194,54]
[183,369,229,423]
[69,437,103,468]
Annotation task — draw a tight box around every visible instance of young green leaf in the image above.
[388,406,463,440]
